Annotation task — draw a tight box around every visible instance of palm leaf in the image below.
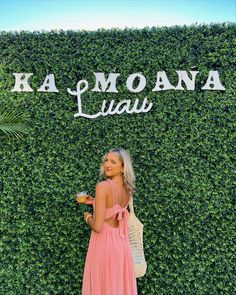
[0,110,29,140]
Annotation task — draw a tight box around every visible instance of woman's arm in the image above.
[86,181,107,233]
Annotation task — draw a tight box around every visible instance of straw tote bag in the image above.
[128,196,147,278]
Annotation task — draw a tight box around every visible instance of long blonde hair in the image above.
[99,148,135,194]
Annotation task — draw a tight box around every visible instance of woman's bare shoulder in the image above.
[96,180,110,191]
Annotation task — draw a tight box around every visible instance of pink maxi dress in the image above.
[82,179,138,295]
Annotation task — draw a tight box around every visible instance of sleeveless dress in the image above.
[82,179,138,295]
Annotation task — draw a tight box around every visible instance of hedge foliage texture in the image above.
[0,24,235,294]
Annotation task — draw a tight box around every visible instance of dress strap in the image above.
[107,179,116,218]
[107,179,116,206]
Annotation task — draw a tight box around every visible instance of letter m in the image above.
[92,72,120,93]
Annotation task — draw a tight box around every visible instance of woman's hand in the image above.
[85,196,94,204]
[76,195,94,205]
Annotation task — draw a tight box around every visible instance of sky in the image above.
[0,0,235,32]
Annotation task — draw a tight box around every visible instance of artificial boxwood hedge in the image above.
[0,23,235,294]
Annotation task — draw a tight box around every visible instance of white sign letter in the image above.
[152,71,175,91]
[126,73,146,93]
[175,71,199,90]
[68,80,101,119]
[37,74,59,92]
[68,80,88,114]
[201,71,225,90]
[92,72,120,92]
[11,73,33,92]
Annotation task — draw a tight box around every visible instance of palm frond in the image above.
[0,110,29,140]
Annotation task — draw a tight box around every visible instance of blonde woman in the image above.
[80,148,138,295]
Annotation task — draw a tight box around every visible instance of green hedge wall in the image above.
[0,24,235,295]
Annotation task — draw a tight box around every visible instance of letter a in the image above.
[37,74,59,92]
[201,71,225,90]
[152,71,175,91]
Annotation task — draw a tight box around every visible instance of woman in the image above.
[81,148,138,295]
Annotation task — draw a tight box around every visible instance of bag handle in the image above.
[128,195,134,214]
